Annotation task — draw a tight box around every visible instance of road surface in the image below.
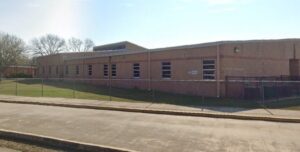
[0,102,299,152]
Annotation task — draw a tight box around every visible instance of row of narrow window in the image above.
[41,60,215,80]
[44,66,59,75]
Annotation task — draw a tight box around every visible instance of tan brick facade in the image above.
[3,66,37,78]
[36,39,300,98]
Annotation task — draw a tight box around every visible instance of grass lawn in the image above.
[264,98,300,110]
[0,79,299,110]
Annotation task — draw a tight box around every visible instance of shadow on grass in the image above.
[264,98,300,110]
[13,79,300,112]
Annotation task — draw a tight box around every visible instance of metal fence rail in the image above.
[0,78,300,109]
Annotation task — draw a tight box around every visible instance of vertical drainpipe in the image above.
[109,56,112,81]
[83,59,85,78]
[148,49,151,91]
[217,44,220,98]
[108,56,112,101]
[293,43,296,59]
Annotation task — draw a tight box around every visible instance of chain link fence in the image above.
[0,77,299,109]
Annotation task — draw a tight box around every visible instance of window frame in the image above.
[76,65,79,75]
[88,65,92,76]
[48,65,52,74]
[111,64,116,78]
[56,65,59,75]
[202,59,216,80]
[133,63,140,79]
[103,64,108,77]
[161,61,171,79]
[65,65,69,75]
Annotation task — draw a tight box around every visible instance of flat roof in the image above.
[93,41,147,51]
[42,38,300,61]
[152,38,300,51]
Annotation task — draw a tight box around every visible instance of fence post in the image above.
[15,78,18,96]
[109,82,112,101]
[147,85,151,102]
[261,80,265,106]
[41,78,44,97]
[201,95,204,111]
[225,76,228,98]
[276,80,279,102]
[298,81,300,96]
[149,79,153,102]
[72,79,75,98]
[296,80,300,96]
[152,87,155,101]
[150,79,154,101]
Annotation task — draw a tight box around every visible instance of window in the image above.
[111,64,116,77]
[203,59,215,80]
[56,66,59,75]
[161,62,171,78]
[65,65,69,75]
[48,66,52,74]
[133,63,140,78]
[76,65,79,75]
[42,66,45,74]
[103,64,108,77]
[88,65,92,76]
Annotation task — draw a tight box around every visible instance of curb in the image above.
[0,100,299,123]
[0,129,134,152]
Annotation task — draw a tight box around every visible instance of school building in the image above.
[36,39,300,98]
[2,66,37,78]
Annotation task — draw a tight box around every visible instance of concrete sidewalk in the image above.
[0,95,299,122]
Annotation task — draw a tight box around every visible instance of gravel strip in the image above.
[0,138,67,152]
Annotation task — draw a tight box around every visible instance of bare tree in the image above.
[0,32,26,77]
[68,37,83,52]
[83,38,94,52]
[68,37,94,52]
[17,54,31,65]
[30,34,66,56]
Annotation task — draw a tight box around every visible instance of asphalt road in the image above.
[0,102,299,152]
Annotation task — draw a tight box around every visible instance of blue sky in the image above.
[0,0,299,48]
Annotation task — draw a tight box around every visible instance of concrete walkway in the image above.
[0,95,299,120]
